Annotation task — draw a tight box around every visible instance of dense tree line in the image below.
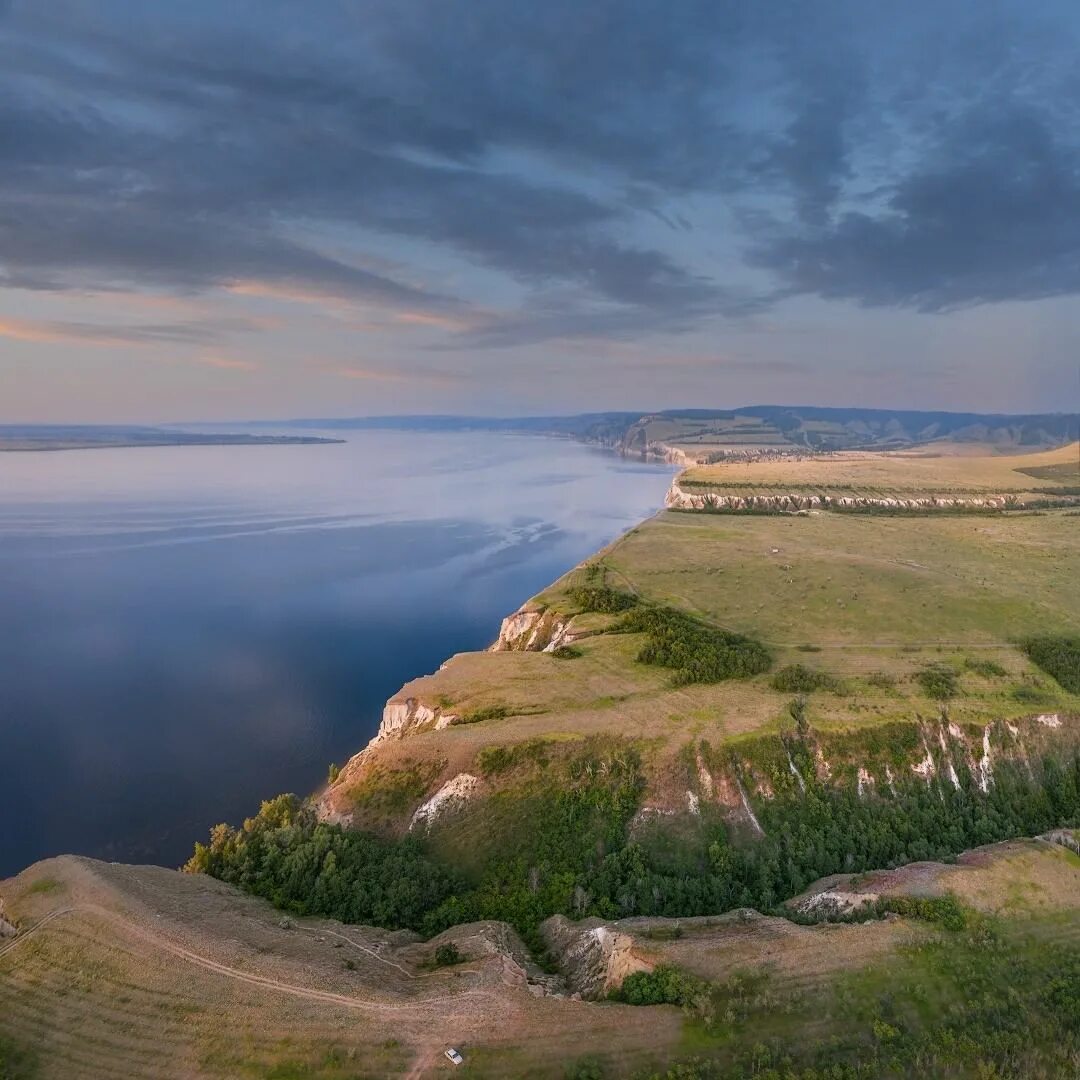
[569,584,639,613]
[580,753,1080,919]
[184,794,460,930]
[566,577,772,686]
[189,746,1080,945]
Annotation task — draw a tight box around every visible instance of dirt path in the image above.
[292,922,430,980]
[0,907,74,961]
[404,1047,443,1080]
[0,903,497,1015]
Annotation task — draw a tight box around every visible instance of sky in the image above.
[2,0,1079,422]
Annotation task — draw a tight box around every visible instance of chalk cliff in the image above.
[665,479,1017,513]
[490,606,577,652]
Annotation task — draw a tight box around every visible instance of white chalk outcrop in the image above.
[410,773,481,832]
[369,696,459,747]
[665,479,1015,513]
[540,916,651,999]
[977,726,994,793]
[793,888,879,918]
[490,606,576,653]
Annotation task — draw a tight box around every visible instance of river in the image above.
[0,431,671,875]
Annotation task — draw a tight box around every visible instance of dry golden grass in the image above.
[0,858,678,1079]
[622,909,921,988]
[10,844,1073,1078]
[938,839,1080,920]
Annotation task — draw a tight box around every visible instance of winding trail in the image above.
[0,903,496,1014]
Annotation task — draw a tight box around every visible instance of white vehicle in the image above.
[444,1048,464,1066]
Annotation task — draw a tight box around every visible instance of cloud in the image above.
[753,103,1080,310]
[310,359,463,385]
[0,315,264,346]
[195,353,259,371]
[1,0,1079,352]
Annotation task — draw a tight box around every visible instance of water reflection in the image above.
[0,432,670,874]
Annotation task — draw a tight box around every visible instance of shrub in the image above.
[552,644,583,660]
[619,606,771,685]
[433,942,463,966]
[566,1059,606,1080]
[568,585,638,614]
[877,893,967,931]
[771,664,839,693]
[1022,636,1080,693]
[327,762,340,784]
[915,663,959,699]
[452,704,509,725]
[866,671,897,689]
[964,657,1007,678]
[611,964,709,1007]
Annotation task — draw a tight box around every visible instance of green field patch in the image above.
[24,878,63,896]
[0,1035,37,1080]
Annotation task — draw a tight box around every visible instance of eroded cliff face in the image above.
[490,606,576,653]
[409,773,481,832]
[540,915,650,999]
[316,693,461,824]
[687,712,1078,837]
[665,479,1017,513]
[636,441,691,465]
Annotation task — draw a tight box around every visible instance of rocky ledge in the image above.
[490,605,579,652]
[666,479,1018,513]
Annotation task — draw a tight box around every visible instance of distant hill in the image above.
[259,406,1078,455]
[0,425,343,451]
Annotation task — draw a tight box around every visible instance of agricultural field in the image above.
[679,439,1080,495]
[616,409,1078,461]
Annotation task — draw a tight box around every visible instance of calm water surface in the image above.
[0,432,670,875]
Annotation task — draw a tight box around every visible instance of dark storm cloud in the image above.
[1,0,1079,342]
[753,103,1080,310]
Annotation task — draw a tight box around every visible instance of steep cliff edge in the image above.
[665,478,1022,513]
[489,605,579,652]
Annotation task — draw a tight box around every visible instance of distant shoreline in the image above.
[0,433,345,452]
